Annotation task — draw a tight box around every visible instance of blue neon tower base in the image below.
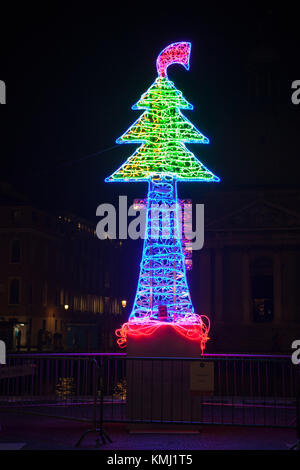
[131,176,193,321]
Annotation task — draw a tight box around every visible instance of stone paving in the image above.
[0,411,297,450]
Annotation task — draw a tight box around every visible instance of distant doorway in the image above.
[250,257,274,323]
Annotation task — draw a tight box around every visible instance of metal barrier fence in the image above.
[0,353,299,432]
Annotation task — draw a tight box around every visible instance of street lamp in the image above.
[64,304,69,310]
[121,300,127,309]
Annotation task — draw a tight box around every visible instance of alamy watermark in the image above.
[0,340,6,364]
[0,80,6,104]
[291,80,300,105]
[291,339,300,365]
[96,196,204,250]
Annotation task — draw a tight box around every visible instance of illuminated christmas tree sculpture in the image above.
[106,42,219,353]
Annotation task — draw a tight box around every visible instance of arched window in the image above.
[99,297,104,314]
[9,279,20,305]
[10,240,20,263]
[250,257,273,323]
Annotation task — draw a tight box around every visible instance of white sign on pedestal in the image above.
[190,361,214,393]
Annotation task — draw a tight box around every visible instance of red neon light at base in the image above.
[115,315,210,355]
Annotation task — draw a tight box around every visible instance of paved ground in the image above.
[0,411,297,450]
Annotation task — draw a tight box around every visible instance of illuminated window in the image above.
[99,296,104,314]
[104,297,110,313]
[74,296,80,310]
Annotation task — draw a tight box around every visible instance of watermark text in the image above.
[96,196,204,250]
[0,340,6,364]
[0,80,6,104]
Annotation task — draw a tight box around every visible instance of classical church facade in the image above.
[191,187,300,353]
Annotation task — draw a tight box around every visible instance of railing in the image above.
[0,353,299,432]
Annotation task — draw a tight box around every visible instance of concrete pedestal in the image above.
[126,325,204,427]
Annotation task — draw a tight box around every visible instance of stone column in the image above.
[242,250,251,324]
[214,248,223,323]
[273,251,282,324]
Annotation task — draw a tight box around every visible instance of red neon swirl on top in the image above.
[156,42,191,78]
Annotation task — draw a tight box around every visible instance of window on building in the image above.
[250,257,274,323]
[79,295,87,312]
[112,298,120,315]
[9,278,20,305]
[105,272,110,288]
[82,296,87,311]
[31,238,35,264]
[94,296,100,313]
[11,209,22,223]
[60,288,64,306]
[55,288,59,306]
[61,254,65,272]
[42,282,48,306]
[10,239,21,263]
[87,295,92,312]
[28,283,33,305]
[104,297,110,313]
[55,252,59,272]
[79,268,84,287]
[43,244,48,268]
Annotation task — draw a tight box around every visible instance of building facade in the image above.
[1,185,299,354]
[0,187,126,351]
[190,187,300,353]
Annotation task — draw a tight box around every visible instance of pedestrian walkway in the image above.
[0,411,297,450]
[0,443,26,450]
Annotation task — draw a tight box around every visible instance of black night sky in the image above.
[1,4,300,218]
